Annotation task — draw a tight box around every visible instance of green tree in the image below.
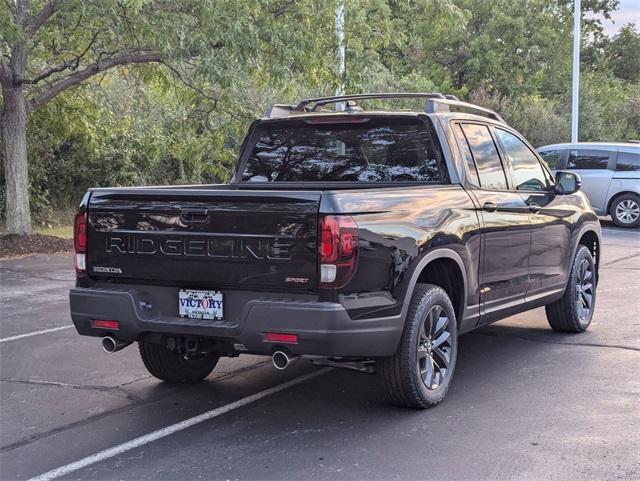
[3,0,637,232]
[434,0,619,96]
[2,0,165,233]
[0,0,334,234]
[606,24,640,82]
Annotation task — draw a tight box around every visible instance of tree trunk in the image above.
[2,83,32,234]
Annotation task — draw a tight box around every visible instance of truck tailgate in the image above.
[86,188,320,290]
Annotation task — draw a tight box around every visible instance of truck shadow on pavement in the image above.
[72,326,631,481]
[4,321,634,481]
[141,322,607,412]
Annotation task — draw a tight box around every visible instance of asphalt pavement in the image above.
[1,220,638,481]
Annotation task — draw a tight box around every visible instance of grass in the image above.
[1,209,75,239]
[0,223,74,239]
[33,224,73,239]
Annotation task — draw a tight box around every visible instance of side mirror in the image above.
[554,171,581,195]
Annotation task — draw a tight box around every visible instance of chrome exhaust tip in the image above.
[272,350,293,370]
[102,336,132,353]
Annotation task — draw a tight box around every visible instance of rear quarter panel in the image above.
[563,191,602,270]
[320,185,481,326]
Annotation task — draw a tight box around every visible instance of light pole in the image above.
[335,0,345,111]
[571,0,581,143]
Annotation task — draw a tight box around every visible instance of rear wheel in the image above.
[609,193,640,228]
[545,245,596,333]
[139,341,219,383]
[378,284,458,409]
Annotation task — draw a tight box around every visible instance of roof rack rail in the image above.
[264,92,505,123]
[425,98,505,123]
[265,104,298,118]
[294,92,447,112]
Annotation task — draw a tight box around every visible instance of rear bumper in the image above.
[69,286,403,357]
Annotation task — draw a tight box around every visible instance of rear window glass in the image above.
[616,151,640,171]
[241,118,447,183]
[568,150,610,169]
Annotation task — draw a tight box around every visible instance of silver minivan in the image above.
[537,142,640,228]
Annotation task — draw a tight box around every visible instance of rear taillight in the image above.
[74,212,87,273]
[318,215,358,288]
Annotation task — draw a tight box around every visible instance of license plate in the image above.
[178,289,223,320]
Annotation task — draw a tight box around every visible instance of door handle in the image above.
[528,202,542,213]
[180,207,209,223]
[482,202,498,212]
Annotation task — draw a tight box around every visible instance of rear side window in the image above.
[495,129,548,192]
[616,151,640,171]
[567,150,610,169]
[454,125,480,186]
[539,150,562,169]
[241,118,447,183]
[459,123,508,190]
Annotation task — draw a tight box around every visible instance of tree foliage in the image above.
[1,0,638,227]
[606,24,640,82]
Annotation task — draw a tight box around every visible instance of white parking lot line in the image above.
[28,367,331,481]
[0,325,73,343]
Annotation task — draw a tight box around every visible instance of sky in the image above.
[598,0,640,35]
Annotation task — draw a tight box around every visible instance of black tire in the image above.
[545,245,596,333]
[139,341,219,383]
[609,193,640,228]
[378,284,458,409]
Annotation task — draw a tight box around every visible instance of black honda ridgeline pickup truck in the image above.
[70,93,601,408]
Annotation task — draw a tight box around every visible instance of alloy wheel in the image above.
[417,305,452,390]
[615,199,640,224]
[575,258,594,322]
